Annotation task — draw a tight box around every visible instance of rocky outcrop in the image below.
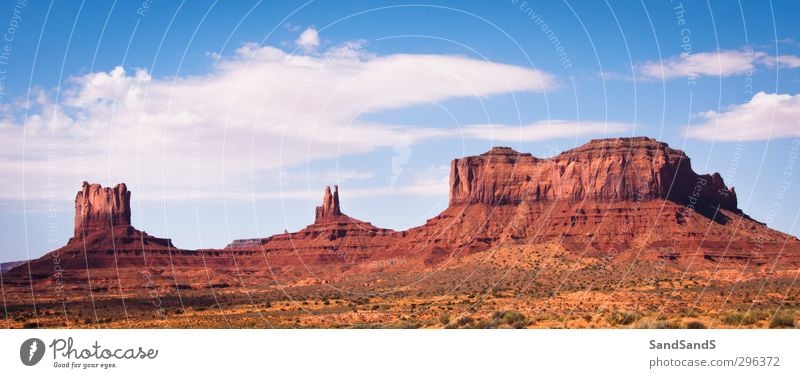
[4,182,175,287]
[449,137,737,212]
[315,185,341,222]
[227,185,393,250]
[74,182,132,238]
[69,182,173,249]
[222,185,396,270]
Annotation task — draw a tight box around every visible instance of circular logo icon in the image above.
[20,338,45,366]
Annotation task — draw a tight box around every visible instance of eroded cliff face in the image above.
[228,185,393,253]
[5,139,800,295]
[68,182,173,250]
[449,137,737,212]
[74,181,132,238]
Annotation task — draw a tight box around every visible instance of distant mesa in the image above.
[0,260,27,274]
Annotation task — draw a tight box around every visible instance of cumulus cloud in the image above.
[635,49,800,81]
[685,92,800,141]
[0,41,571,202]
[295,27,320,50]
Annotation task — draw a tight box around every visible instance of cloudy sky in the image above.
[1,0,799,261]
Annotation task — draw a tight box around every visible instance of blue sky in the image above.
[1,0,799,262]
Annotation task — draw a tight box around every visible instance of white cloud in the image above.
[461,120,634,142]
[295,27,320,50]
[760,55,800,69]
[0,41,564,202]
[605,49,800,82]
[283,22,301,33]
[685,92,800,141]
[598,71,633,81]
[253,168,374,189]
[183,182,449,202]
[638,50,767,80]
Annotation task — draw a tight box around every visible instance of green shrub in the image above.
[720,312,743,325]
[510,320,528,329]
[488,310,528,328]
[720,311,767,326]
[456,316,475,327]
[685,321,706,329]
[500,310,526,324]
[769,310,795,328]
[607,310,641,326]
[634,319,680,329]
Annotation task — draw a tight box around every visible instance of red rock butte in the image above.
[5,137,800,288]
[73,182,132,238]
[64,181,173,253]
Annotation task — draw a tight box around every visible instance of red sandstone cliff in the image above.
[73,182,132,239]
[6,138,800,289]
[449,137,737,212]
[411,137,786,263]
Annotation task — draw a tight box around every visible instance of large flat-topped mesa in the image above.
[449,137,738,212]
